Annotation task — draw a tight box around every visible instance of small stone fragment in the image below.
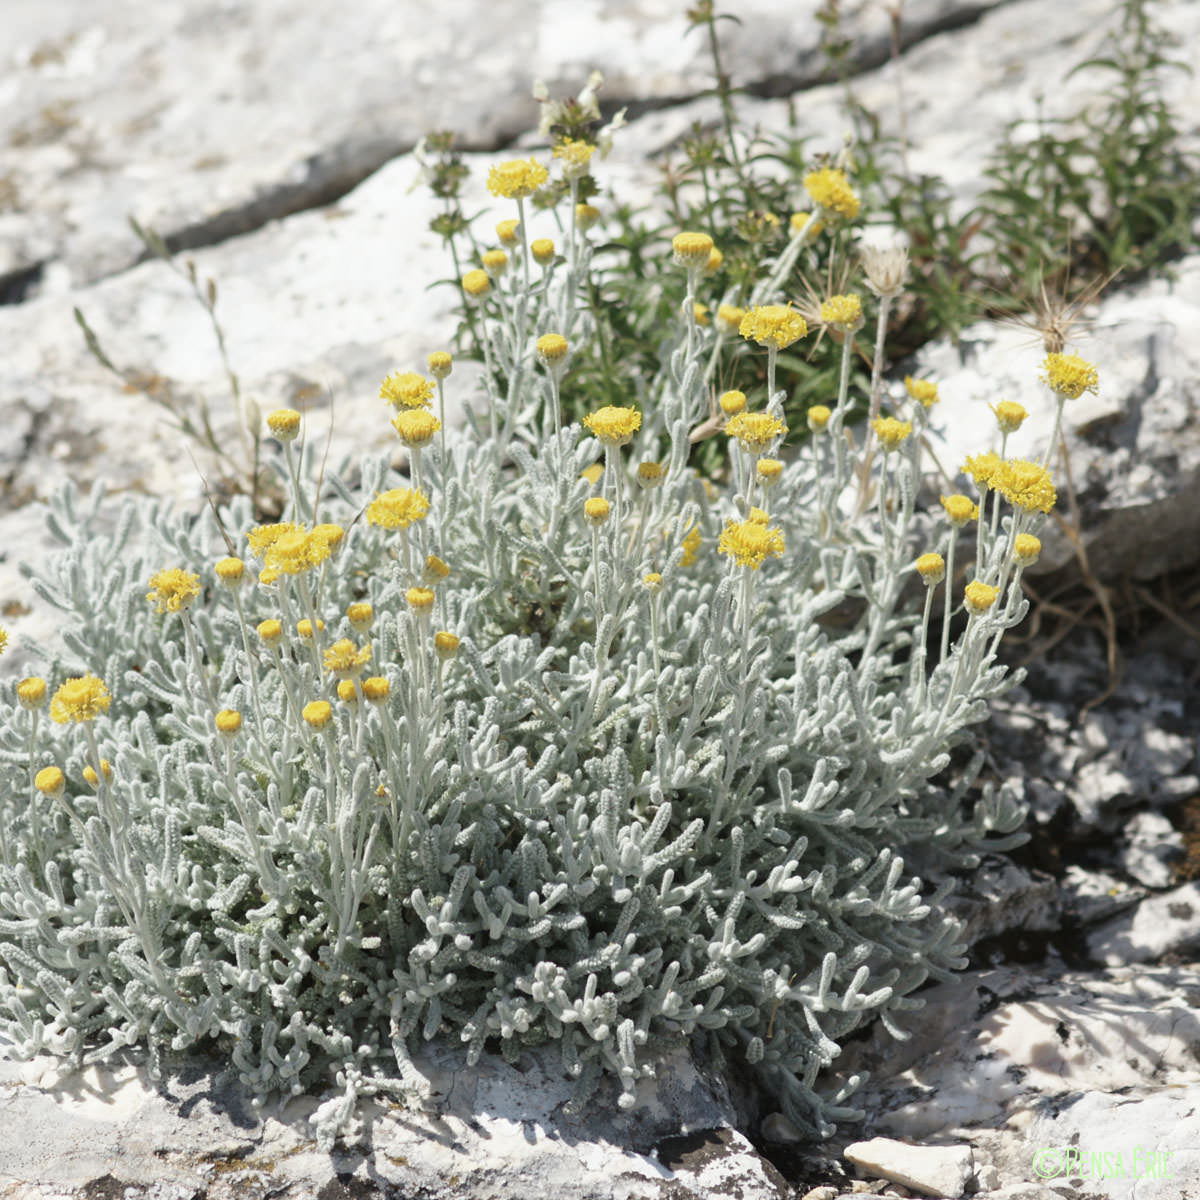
[845,1137,975,1198]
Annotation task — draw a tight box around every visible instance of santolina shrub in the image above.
[0,122,1092,1148]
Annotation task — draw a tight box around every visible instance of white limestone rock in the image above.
[845,1138,974,1198]
[1119,811,1187,889]
[1086,880,1200,965]
[942,856,1060,948]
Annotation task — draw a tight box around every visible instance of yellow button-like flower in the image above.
[553,138,595,180]
[50,675,111,724]
[756,458,783,486]
[964,580,999,616]
[580,463,604,486]
[360,676,391,703]
[537,333,569,366]
[991,400,1028,433]
[424,554,451,584]
[296,618,325,639]
[916,553,946,585]
[214,556,245,586]
[705,246,724,274]
[719,390,747,417]
[265,528,332,576]
[575,203,600,230]
[803,166,860,219]
[747,507,770,526]
[245,522,297,556]
[83,759,113,787]
[392,408,441,449]
[904,376,939,408]
[806,405,832,433]
[716,304,745,334]
[312,524,344,552]
[872,416,913,451]
[481,248,509,277]
[583,406,642,448]
[35,766,65,797]
[487,157,549,199]
[584,497,611,526]
[323,638,371,677]
[434,631,460,661]
[380,371,435,409]
[366,487,430,529]
[672,231,714,270]
[257,618,283,644]
[302,700,333,730]
[820,294,863,329]
[739,305,808,350]
[17,676,48,710]
[1013,534,1042,567]
[1041,352,1099,400]
[495,218,521,245]
[147,567,201,614]
[726,411,788,454]
[789,211,824,238]
[428,351,453,380]
[462,269,491,299]
[406,587,435,611]
[346,602,374,632]
[266,408,302,442]
[940,494,979,526]
[531,238,556,264]
[214,709,242,736]
[993,459,1057,514]
[636,461,665,489]
[718,518,785,570]
[693,302,710,326]
[962,452,1005,490]
[336,679,358,703]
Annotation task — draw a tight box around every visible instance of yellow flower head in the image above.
[904,376,939,407]
[495,218,521,245]
[636,461,665,489]
[346,601,374,632]
[962,452,1005,491]
[583,406,642,447]
[705,246,724,274]
[789,211,824,238]
[17,676,48,710]
[537,333,569,365]
[1014,533,1043,567]
[462,269,491,299]
[265,528,332,576]
[584,497,611,526]
[756,458,783,486]
[302,700,333,730]
[434,631,461,661]
[718,518,785,570]
[366,487,430,529]
[820,294,863,329]
[991,400,1028,433]
[214,556,245,587]
[361,676,391,703]
[245,522,296,556]
[380,372,435,409]
[643,572,663,594]
[719,390,747,417]
[693,302,710,326]
[803,167,860,219]
[487,157,549,199]
[993,459,1057,513]
[296,618,325,639]
[481,248,509,277]
[806,405,832,433]
[964,580,999,616]
[1041,352,1099,400]
[50,675,111,724]
[554,137,595,180]
[940,494,979,526]
[35,766,65,797]
[266,408,302,442]
[428,351,453,380]
[147,568,201,614]
[312,524,344,552]
[726,411,788,454]
[337,679,359,704]
[739,305,808,350]
[392,408,441,449]
[680,525,702,568]
[575,203,600,230]
[323,638,371,677]
[531,238,556,264]
[424,554,451,584]
[214,709,242,736]
[716,304,746,334]
[872,416,913,451]
[83,759,113,787]
[672,231,714,270]
[916,553,946,585]
[747,507,770,526]
[406,586,435,611]
[580,463,604,486]
[257,618,283,644]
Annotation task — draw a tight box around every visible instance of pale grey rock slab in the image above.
[1086,879,1200,966]
[844,1138,974,1198]
[1119,811,1187,889]
[942,856,1059,948]
[1,0,1017,291]
[1059,865,1146,928]
[0,1043,789,1200]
